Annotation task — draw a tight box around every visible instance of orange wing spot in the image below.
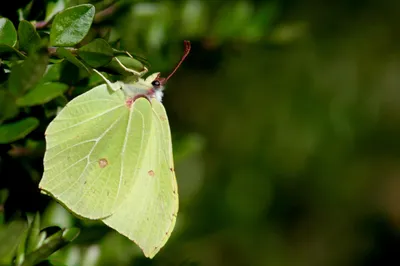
[148,170,155,177]
[160,115,167,121]
[99,158,108,168]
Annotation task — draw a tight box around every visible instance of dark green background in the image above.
[1,0,400,265]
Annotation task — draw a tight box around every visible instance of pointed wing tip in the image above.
[142,247,161,259]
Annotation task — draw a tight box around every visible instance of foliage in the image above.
[0,2,149,264]
[0,0,278,265]
[3,1,397,266]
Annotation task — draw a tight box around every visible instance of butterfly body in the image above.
[39,41,191,259]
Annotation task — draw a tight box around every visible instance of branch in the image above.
[35,20,50,30]
[47,47,78,57]
[20,228,80,266]
[94,3,120,23]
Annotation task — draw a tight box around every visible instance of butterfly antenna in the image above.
[162,40,191,83]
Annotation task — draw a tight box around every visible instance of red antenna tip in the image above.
[160,40,191,84]
[183,40,191,54]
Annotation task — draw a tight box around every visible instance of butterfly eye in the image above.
[151,80,161,87]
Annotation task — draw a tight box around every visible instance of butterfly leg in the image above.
[93,69,122,91]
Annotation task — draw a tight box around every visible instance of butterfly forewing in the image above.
[40,85,152,219]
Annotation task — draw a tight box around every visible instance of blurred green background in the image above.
[1,0,400,265]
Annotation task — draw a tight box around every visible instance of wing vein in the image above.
[51,116,123,196]
[47,104,124,135]
[44,139,96,163]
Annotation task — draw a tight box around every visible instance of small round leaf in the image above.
[0,220,28,265]
[16,82,69,107]
[0,90,19,124]
[18,20,41,53]
[50,4,95,47]
[0,18,17,47]
[8,49,49,96]
[0,117,39,144]
[61,228,80,242]
[56,47,90,72]
[104,55,145,76]
[0,44,27,59]
[78,38,113,67]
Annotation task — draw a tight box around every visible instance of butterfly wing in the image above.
[39,85,152,219]
[103,98,179,258]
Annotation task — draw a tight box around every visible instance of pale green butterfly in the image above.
[39,41,191,258]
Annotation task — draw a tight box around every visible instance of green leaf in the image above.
[103,55,145,76]
[112,49,151,68]
[0,44,27,59]
[56,47,90,72]
[50,4,95,46]
[45,0,66,22]
[0,90,19,124]
[42,202,74,230]
[18,1,34,22]
[15,229,28,266]
[0,220,27,265]
[78,38,113,67]
[61,228,80,242]
[0,117,39,144]
[41,63,63,84]
[16,82,69,106]
[115,55,145,71]
[26,213,41,254]
[20,227,80,266]
[8,49,49,96]
[18,20,41,53]
[0,18,17,47]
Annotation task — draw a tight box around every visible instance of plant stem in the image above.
[48,47,78,57]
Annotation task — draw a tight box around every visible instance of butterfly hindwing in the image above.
[103,98,178,258]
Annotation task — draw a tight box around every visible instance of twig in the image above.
[94,3,120,23]
[35,20,50,29]
[47,47,78,57]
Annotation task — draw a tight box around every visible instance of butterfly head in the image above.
[143,72,164,102]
